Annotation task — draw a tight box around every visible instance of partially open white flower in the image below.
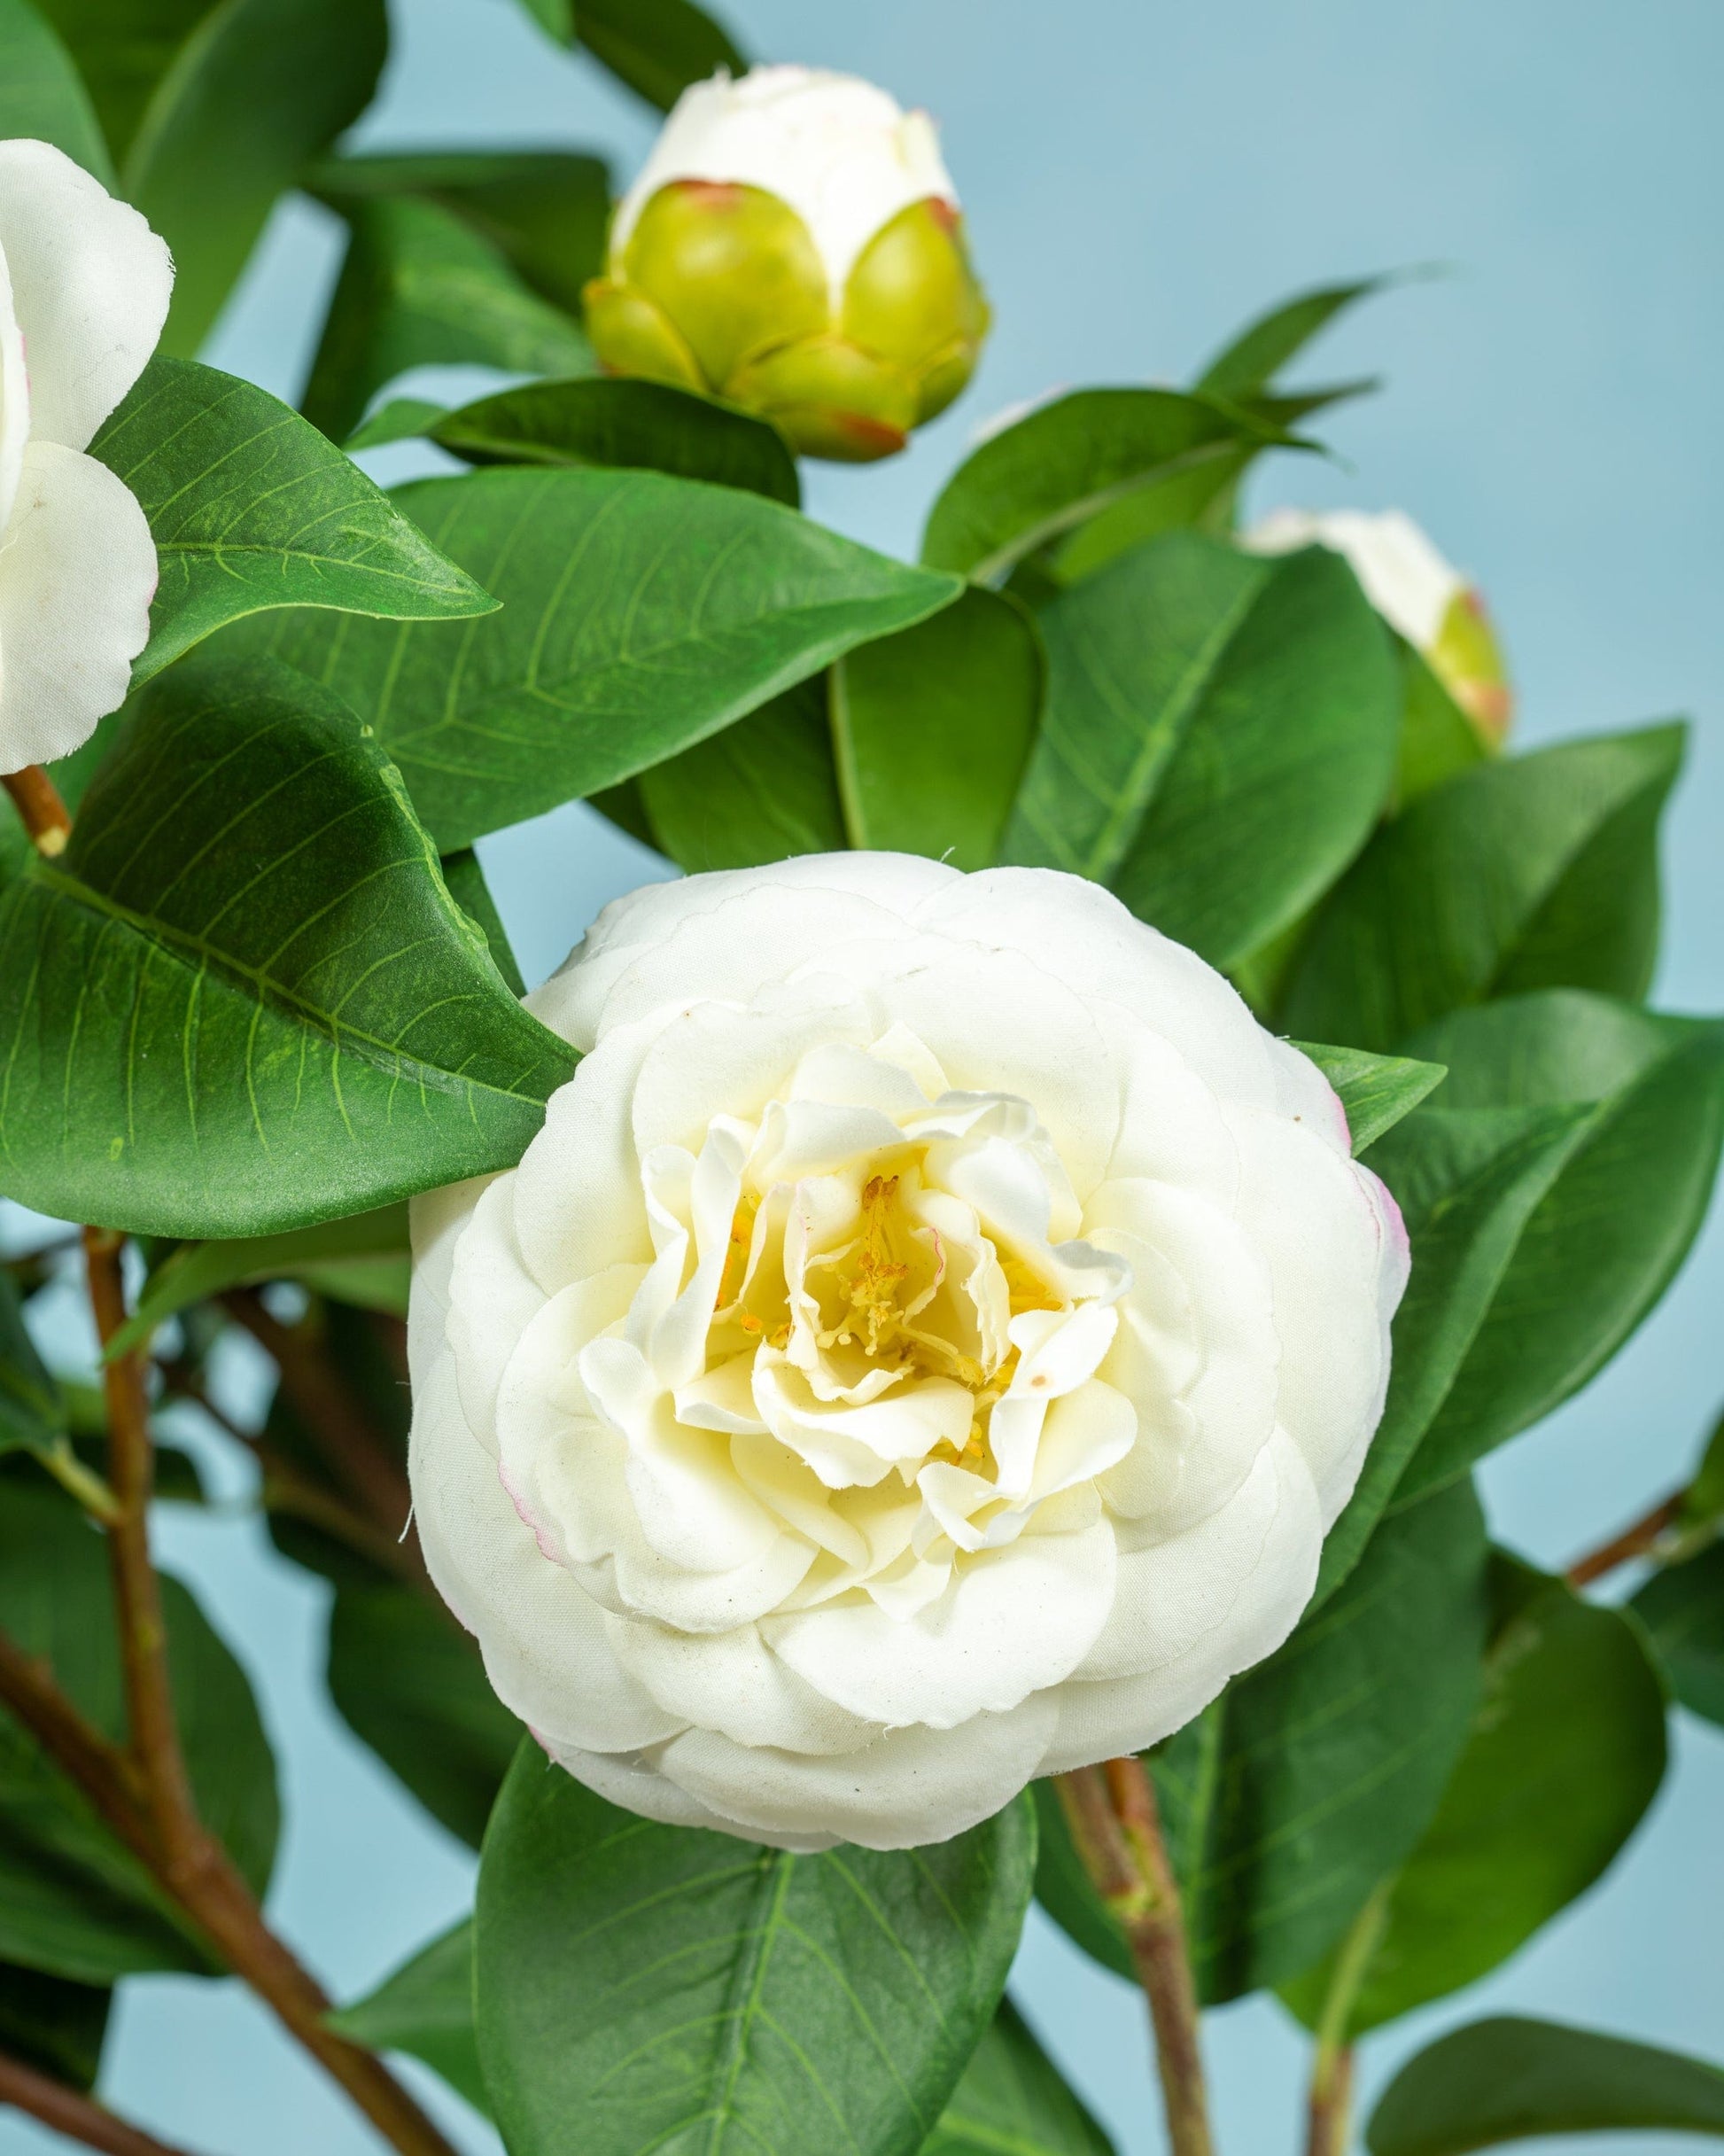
[0,141,172,774]
[409,857,1408,1850]
[1246,507,1512,743]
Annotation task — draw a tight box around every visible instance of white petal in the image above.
[0,440,155,770]
[408,1345,682,1755]
[0,245,27,535]
[1266,1035,1354,1156]
[538,1736,836,1851]
[0,141,172,451]
[656,1692,1056,1851]
[915,868,1280,1110]
[765,1518,1116,1727]
[628,992,871,1159]
[509,1018,658,1294]
[446,1173,549,1455]
[605,1615,882,1755]
[1226,1105,1407,1522]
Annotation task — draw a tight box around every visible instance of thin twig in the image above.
[2,765,71,855]
[1057,1760,1215,2156]
[0,2048,202,2156]
[1302,1882,1390,2156]
[1566,1492,1684,1587]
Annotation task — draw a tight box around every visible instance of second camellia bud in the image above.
[585,66,990,462]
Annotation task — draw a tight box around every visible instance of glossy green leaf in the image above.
[31,0,212,166]
[638,674,846,870]
[1391,992,1724,1504]
[0,1960,110,2090]
[346,396,452,451]
[1037,1481,1488,2001]
[327,1585,521,1849]
[309,149,610,317]
[1312,1099,1591,1605]
[1281,725,1685,1051]
[572,0,745,109]
[1283,1561,1667,2035]
[302,194,594,447]
[1196,275,1392,401]
[0,1272,64,1457]
[832,587,1044,868]
[230,464,962,851]
[921,389,1287,585]
[329,1919,489,2116]
[123,0,387,357]
[0,655,575,1239]
[1292,1042,1447,1155]
[1393,639,1490,808]
[1031,442,1254,588]
[0,0,113,179]
[1006,534,1399,968]
[0,1480,277,1981]
[1367,2017,1724,2155]
[89,355,496,687]
[926,2000,1115,2156]
[428,376,799,504]
[109,1206,409,1358]
[475,1744,1037,2156]
[440,847,525,996]
[1635,1542,1724,1727]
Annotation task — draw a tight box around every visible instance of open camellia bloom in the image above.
[0,140,173,773]
[409,857,1408,1850]
[584,66,990,460]
[1246,506,1513,744]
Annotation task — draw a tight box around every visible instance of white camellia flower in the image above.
[1246,507,1512,743]
[409,857,1408,1851]
[0,140,172,774]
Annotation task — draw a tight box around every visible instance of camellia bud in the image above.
[1245,508,1513,744]
[585,66,990,463]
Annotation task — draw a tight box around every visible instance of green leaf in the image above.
[1006,534,1399,968]
[927,1999,1115,2156]
[108,1205,409,1359]
[428,375,799,505]
[0,0,113,180]
[475,1743,1037,2156]
[1196,275,1393,402]
[1391,992,1724,1505]
[302,194,594,447]
[229,465,963,851]
[346,396,451,452]
[571,0,745,110]
[638,675,846,871]
[0,1271,65,1457]
[1037,1482,1488,2001]
[921,390,1289,585]
[89,355,496,687]
[1635,1542,1724,1727]
[1366,2017,1724,2155]
[440,847,524,997]
[1283,1561,1667,2036]
[1311,1100,1592,1606]
[0,1479,277,1981]
[309,149,611,317]
[327,1584,521,1849]
[1393,640,1490,808]
[30,0,212,167]
[122,0,387,358]
[1281,725,1686,1052]
[832,587,1044,868]
[0,1960,109,2090]
[1292,1042,1448,1155]
[0,654,576,1239]
[329,1919,489,2116]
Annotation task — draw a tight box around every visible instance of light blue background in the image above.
[6,0,1724,2150]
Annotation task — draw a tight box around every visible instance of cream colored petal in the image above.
[509,1017,658,1294]
[604,1614,882,1755]
[0,440,154,771]
[0,245,27,536]
[539,1736,837,1851]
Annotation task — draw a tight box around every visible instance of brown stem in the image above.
[1057,1761,1215,2156]
[0,1629,148,1852]
[1304,2043,1355,2156]
[2,765,71,856]
[1566,1492,1683,1588]
[0,2048,201,2156]
[218,1291,420,1558]
[74,1242,459,2156]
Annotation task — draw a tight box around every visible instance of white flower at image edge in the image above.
[409,858,1409,1851]
[0,140,172,773]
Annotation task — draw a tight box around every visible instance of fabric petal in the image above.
[0,440,155,770]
